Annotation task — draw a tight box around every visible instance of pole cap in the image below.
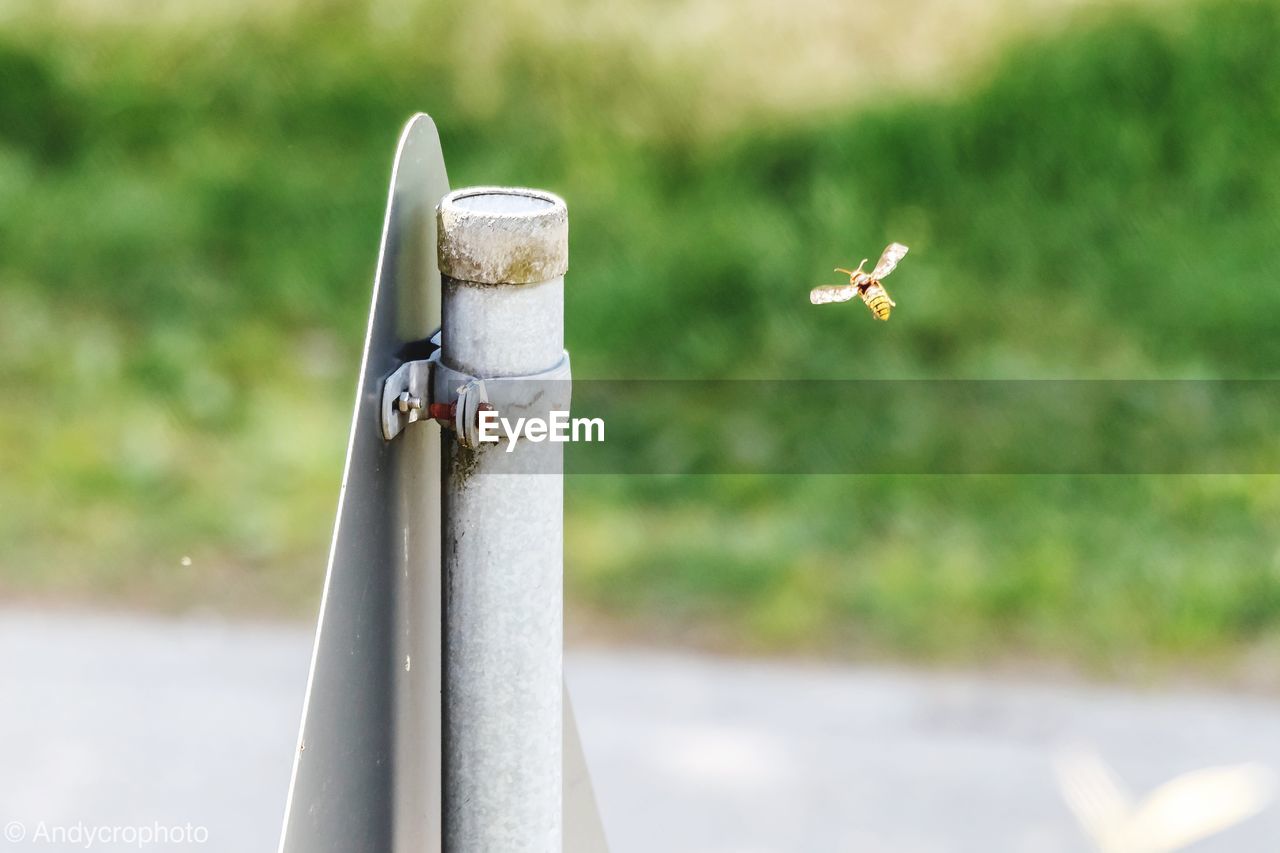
[437,187,568,285]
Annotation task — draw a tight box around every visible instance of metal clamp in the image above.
[380,331,441,441]
[381,330,572,448]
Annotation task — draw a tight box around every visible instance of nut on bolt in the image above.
[396,392,423,414]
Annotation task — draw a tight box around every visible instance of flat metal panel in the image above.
[565,686,610,851]
[279,114,449,853]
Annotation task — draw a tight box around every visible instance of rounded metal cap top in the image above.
[437,187,568,285]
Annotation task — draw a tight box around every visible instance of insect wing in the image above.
[870,242,909,280]
[1053,747,1134,847]
[1128,763,1274,851]
[810,284,858,305]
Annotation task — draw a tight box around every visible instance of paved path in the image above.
[1,608,1279,851]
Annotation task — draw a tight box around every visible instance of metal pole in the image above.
[437,187,568,852]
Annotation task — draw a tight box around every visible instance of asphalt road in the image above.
[1,608,1279,852]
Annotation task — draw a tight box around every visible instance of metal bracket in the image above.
[382,330,572,447]
[381,330,441,441]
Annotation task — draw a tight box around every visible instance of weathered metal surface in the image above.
[440,188,569,852]
[437,187,569,285]
[279,113,449,853]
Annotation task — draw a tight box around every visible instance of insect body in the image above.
[809,242,909,321]
[859,282,894,320]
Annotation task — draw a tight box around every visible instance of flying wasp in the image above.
[809,242,909,320]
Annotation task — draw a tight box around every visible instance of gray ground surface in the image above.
[1,607,1278,852]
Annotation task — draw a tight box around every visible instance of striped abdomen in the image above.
[861,282,892,321]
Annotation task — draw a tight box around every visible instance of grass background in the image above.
[2,0,1279,676]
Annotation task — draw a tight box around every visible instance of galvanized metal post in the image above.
[437,187,568,852]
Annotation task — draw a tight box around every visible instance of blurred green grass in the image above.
[2,0,1280,673]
